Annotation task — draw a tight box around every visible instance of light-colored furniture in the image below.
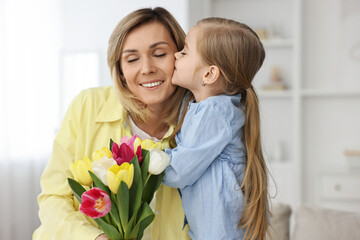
[267,202,292,240]
[269,202,360,240]
[191,0,360,214]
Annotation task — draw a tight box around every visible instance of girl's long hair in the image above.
[195,17,269,240]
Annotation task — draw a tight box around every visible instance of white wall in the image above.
[303,0,360,90]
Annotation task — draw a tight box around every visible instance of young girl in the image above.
[163,17,270,240]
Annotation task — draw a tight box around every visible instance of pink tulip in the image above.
[120,135,137,147]
[79,187,111,218]
[112,136,142,165]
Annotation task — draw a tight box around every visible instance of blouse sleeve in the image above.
[163,103,232,189]
[34,92,103,240]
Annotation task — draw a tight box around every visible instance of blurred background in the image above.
[1,0,359,239]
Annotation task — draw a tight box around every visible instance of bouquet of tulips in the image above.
[68,135,170,240]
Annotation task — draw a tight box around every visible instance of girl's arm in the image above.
[163,103,232,189]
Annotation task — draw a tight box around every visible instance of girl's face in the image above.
[172,27,208,93]
[120,21,178,108]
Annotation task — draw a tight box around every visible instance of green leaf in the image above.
[129,156,143,219]
[67,178,86,203]
[109,138,114,151]
[140,151,150,185]
[126,223,140,239]
[93,217,123,240]
[142,172,164,204]
[134,202,155,240]
[141,149,149,161]
[117,181,129,232]
[109,192,122,235]
[89,171,111,196]
[125,211,140,238]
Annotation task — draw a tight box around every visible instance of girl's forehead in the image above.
[185,27,200,45]
[187,26,199,36]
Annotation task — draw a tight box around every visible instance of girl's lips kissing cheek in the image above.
[140,80,165,88]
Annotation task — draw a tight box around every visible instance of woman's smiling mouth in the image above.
[140,81,164,88]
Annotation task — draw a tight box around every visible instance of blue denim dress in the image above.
[163,94,247,240]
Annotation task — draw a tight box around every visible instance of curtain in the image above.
[0,0,61,238]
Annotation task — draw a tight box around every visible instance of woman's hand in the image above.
[95,233,109,240]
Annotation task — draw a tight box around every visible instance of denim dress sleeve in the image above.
[163,100,232,189]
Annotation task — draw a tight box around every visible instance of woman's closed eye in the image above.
[124,50,167,63]
[152,48,167,58]
[127,58,139,63]
[154,53,166,58]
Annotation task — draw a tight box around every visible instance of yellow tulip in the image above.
[107,162,134,193]
[70,156,93,186]
[151,141,162,149]
[134,138,162,152]
[133,137,142,153]
[92,147,113,161]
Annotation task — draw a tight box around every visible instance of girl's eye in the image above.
[180,51,186,56]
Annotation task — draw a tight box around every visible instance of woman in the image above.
[33,7,190,240]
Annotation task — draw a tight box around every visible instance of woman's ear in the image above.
[202,65,221,85]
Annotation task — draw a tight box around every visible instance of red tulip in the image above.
[79,187,111,218]
[112,136,142,165]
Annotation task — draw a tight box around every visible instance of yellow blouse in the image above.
[33,86,190,240]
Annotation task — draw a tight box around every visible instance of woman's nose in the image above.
[140,57,156,74]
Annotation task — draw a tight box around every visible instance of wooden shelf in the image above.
[257,89,360,99]
[301,89,360,98]
[258,90,292,98]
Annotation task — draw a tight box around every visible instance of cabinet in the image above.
[302,0,360,212]
[318,172,360,212]
[188,0,360,211]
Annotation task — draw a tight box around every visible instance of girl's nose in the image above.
[174,51,181,59]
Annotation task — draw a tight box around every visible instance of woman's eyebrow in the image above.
[122,49,137,54]
[122,41,169,55]
[149,41,169,49]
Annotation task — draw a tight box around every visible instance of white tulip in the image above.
[91,156,117,185]
[148,148,170,175]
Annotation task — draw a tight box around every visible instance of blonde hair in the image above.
[196,17,269,240]
[107,7,188,125]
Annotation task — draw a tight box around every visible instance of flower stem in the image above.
[110,194,123,232]
[145,174,152,186]
[104,214,111,224]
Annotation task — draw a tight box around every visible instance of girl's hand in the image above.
[95,233,109,240]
